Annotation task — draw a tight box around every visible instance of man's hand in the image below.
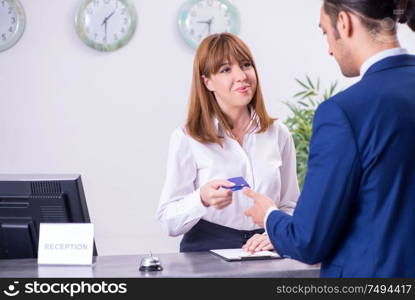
[243,188,276,228]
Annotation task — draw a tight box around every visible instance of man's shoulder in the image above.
[327,79,366,103]
[322,78,377,116]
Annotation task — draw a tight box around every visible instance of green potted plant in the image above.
[284,76,340,188]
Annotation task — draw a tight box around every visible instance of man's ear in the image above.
[202,75,214,92]
[337,11,353,39]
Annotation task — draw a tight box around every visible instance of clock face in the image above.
[178,0,240,49]
[75,0,137,52]
[0,0,25,52]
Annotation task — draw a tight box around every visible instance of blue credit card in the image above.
[222,176,250,191]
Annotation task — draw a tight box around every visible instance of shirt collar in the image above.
[360,48,409,76]
[213,107,259,136]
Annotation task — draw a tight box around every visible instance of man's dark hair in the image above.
[323,0,415,38]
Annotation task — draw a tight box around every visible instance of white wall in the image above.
[1,0,414,255]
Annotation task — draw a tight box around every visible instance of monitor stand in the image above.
[0,220,38,259]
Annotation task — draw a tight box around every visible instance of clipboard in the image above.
[209,248,281,262]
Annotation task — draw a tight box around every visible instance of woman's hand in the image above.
[200,179,235,209]
[242,234,274,253]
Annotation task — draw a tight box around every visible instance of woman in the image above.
[157,33,299,252]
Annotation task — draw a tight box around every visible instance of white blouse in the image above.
[157,119,299,236]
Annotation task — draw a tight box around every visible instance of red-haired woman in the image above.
[157,33,299,252]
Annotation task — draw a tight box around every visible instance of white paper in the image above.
[37,223,94,265]
[210,248,280,260]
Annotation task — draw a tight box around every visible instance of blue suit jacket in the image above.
[267,55,415,277]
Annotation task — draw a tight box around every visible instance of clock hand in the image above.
[101,3,119,41]
[104,21,107,41]
[196,17,214,36]
[106,10,116,22]
[207,18,213,35]
[196,18,212,24]
[105,1,119,23]
[101,9,116,26]
[198,23,210,37]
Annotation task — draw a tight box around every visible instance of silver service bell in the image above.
[139,252,163,271]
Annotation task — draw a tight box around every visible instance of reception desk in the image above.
[0,252,320,278]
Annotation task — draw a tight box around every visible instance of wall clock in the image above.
[178,0,240,50]
[75,0,137,52]
[0,0,26,52]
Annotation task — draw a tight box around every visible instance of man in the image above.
[244,0,415,277]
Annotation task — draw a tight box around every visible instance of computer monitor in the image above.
[0,174,97,259]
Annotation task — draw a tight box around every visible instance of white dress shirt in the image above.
[263,47,410,233]
[360,48,409,76]
[157,117,300,237]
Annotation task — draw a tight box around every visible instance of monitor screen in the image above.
[0,174,97,259]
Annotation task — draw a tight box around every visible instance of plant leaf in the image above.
[295,78,309,90]
[283,75,341,188]
[306,75,315,90]
[293,91,307,98]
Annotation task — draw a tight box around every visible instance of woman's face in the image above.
[203,57,257,111]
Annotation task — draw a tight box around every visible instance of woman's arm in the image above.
[278,124,300,215]
[156,128,207,236]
